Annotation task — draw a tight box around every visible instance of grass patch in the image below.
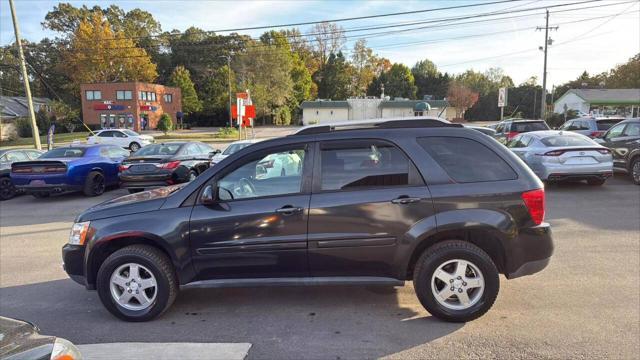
[0,132,90,148]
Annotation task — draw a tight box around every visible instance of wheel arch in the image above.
[86,234,185,289]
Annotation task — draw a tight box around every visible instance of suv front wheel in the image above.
[96,245,177,321]
[413,240,499,322]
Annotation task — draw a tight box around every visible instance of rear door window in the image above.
[418,137,517,183]
[596,119,623,130]
[319,140,419,191]
[623,123,640,136]
[512,122,549,132]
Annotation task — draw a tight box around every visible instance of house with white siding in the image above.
[553,89,640,117]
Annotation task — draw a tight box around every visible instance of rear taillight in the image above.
[590,131,605,138]
[506,132,519,140]
[596,149,611,155]
[159,161,180,169]
[543,150,565,156]
[44,166,66,173]
[118,164,130,172]
[12,167,33,173]
[522,188,545,225]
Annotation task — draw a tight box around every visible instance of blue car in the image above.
[11,144,130,198]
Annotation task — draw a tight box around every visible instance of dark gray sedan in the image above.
[0,316,81,359]
[0,148,44,200]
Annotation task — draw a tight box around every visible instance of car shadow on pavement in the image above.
[0,279,463,359]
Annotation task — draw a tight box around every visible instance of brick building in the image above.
[80,82,182,132]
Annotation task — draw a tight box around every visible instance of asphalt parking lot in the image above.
[0,175,638,359]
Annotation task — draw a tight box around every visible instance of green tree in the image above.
[412,59,450,99]
[50,100,80,132]
[606,53,640,88]
[351,39,377,97]
[36,107,51,135]
[274,106,292,126]
[202,65,236,116]
[168,65,202,114]
[315,52,354,100]
[157,113,173,134]
[368,63,417,99]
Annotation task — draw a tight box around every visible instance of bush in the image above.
[273,106,291,126]
[214,126,239,139]
[16,118,33,138]
[36,108,51,135]
[157,114,173,134]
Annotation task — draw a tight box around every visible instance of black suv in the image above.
[597,118,640,184]
[62,118,553,322]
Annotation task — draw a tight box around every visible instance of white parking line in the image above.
[77,342,252,360]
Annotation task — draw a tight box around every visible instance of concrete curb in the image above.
[77,342,252,360]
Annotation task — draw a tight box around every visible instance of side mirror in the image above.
[201,185,217,205]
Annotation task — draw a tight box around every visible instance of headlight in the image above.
[51,337,82,360]
[68,221,90,245]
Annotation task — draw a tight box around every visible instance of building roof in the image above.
[559,89,640,105]
[300,100,350,109]
[0,96,52,119]
[379,99,449,109]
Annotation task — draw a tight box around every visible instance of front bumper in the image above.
[62,244,87,287]
[505,223,554,279]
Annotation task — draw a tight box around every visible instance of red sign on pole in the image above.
[231,104,255,120]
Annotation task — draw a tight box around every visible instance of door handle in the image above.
[391,196,421,204]
[275,206,303,215]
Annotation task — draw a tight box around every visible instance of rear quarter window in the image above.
[418,137,517,183]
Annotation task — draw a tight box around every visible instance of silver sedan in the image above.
[506,130,613,185]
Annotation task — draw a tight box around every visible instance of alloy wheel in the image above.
[0,177,15,200]
[110,263,158,311]
[633,160,640,184]
[93,174,105,195]
[431,259,485,310]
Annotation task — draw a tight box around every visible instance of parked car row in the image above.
[3,141,217,200]
[488,117,640,185]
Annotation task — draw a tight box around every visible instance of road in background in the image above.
[1,176,638,359]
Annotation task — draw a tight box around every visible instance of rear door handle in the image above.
[391,196,421,204]
[275,206,303,215]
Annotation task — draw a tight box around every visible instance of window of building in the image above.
[85,90,101,100]
[418,137,517,183]
[320,141,413,191]
[117,90,132,100]
[151,92,156,101]
[164,94,173,103]
[138,91,156,102]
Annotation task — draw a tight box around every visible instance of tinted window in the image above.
[196,143,213,153]
[217,148,305,200]
[25,151,42,160]
[418,137,517,183]
[623,123,640,136]
[597,120,622,130]
[108,146,130,158]
[540,135,595,147]
[41,147,86,158]
[507,135,530,148]
[98,131,113,137]
[134,144,181,156]
[606,124,626,139]
[223,143,253,155]
[183,144,200,155]
[122,130,139,136]
[320,141,411,191]
[511,122,549,132]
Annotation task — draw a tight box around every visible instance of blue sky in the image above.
[1,0,638,87]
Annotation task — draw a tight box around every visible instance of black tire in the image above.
[0,177,16,201]
[83,171,106,196]
[413,240,499,322]
[31,192,50,199]
[631,158,640,185]
[129,142,141,152]
[128,188,144,194]
[188,169,198,182]
[587,178,606,186]
[96,245,178,322]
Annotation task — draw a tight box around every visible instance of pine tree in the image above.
[168,66,202,114]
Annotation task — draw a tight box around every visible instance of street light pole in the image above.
[9,0,41,150]
[537,9,558,120]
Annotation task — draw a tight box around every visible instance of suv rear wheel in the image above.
[631,158,640,185]
[96,245,177,321]
[413,240,499,322]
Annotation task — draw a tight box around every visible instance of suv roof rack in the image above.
[293,117,462,136]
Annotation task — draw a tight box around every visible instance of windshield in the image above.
[40,147,86,158]
[596,119,623,130]
[541,135,595,147]
[122,129,139,136]
[222,143,252,155]
[133,144,181,156]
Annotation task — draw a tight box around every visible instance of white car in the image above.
[210,139,262,166]
[87,129,154,152]
[256,151,302,179]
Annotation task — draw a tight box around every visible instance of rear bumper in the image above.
[505,223,554,279]
[546,172,612,181]
[16,183,82,194]
[62,244,87,287]
[119,171,174,189]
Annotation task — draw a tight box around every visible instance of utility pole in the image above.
[9,0,41,149]
[219,54,233,128]
[537,9,558,121]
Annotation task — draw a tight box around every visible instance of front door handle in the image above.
[391,196,421,204]
[275,206,303,215]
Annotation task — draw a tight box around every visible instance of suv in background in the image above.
[493,119,550,144]
[87,129,154,152]
[597,118,640,184]
[558,116,625,138]
[62,118,553,323]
